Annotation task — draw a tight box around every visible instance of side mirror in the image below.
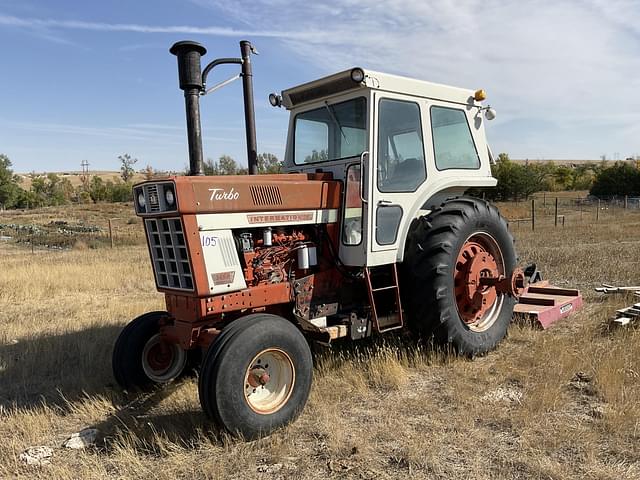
[484,107,497,121]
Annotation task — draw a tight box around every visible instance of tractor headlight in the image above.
[165,188,175,206]
[137,192,146,209]
[268,93,282,107]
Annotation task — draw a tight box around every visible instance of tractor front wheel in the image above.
[198,314,313,439]
[112,311,188,391]
[403,197,518,355]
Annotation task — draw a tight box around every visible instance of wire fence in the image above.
[0,218,146,251]
[506,195,640,231]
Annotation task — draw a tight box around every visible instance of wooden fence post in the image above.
[531,199,535,231]
[579,200,583,221]
[108,219,114,248]
[554,197,558,227]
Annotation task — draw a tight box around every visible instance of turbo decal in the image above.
[208,187,240,201]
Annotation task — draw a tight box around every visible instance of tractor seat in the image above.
[385,158,425,191]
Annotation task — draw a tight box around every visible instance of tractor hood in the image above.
[133,173,342,215]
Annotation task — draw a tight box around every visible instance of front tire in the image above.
[112,311,188,390]
[198,314,313,439]
[403,197,518,355]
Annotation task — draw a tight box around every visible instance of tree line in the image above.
[482,153,640,201]
[2,151,638,210]
[0,153,283,210]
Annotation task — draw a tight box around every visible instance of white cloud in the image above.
[196,0,640,159]
[0,13,321,40]
[2,2,638,159]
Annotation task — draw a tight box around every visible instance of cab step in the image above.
[365,264,404,332]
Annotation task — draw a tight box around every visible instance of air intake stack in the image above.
[170,41,207,176]
[170,40,259,176]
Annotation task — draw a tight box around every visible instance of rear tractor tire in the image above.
[112,311,188,391]
[404,197,518,355]
[198,314,313,440]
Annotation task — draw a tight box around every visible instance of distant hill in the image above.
[511,159,633,167]
[15,170,177,189]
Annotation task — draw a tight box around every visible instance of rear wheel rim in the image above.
[454,232,506,332]
[142,333,187,383]
[244,348,295,415]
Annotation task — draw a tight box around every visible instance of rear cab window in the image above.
[430,106,480,170]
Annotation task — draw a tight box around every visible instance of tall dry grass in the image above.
[0,206,639,478]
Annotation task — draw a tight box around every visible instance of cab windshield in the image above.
[293,97,367,165]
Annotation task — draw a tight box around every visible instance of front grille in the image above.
[134,182,177,215]
[146,184,160,212]
[250,185,283,206]
[145,217,194,290]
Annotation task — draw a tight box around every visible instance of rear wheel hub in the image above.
[454,236,505,329]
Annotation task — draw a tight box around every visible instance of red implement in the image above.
[513,281,583,329]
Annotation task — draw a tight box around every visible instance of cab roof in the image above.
[281,67,480,109]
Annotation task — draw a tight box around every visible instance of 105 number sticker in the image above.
[201,235,218,247]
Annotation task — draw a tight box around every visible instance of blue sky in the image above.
[0,0,638,173]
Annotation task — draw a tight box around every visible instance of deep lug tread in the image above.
[403,196,518,355]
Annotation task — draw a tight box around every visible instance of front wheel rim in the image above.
[141,333,187,383]
[243,348,295,415]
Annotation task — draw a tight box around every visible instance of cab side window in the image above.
[377,99,426,193]
[431,106,480,170]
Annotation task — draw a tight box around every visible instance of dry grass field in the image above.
[1,200,639,479]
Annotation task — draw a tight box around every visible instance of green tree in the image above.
[218,155,238,175]
[107,181,133,202]
[488,154,553,201]
[590,161,640,197]
[119,154,138,182]
[89,176,109,202]
[257,153,283,174]
[553,164,594,191]
[0,154,23,209]
[27,173,70,207]
[203,155,241,175]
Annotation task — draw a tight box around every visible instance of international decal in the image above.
[247,212,314,224]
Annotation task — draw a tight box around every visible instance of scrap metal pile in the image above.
[596,284,640,326]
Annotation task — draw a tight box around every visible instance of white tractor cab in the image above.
[275,68,498,267]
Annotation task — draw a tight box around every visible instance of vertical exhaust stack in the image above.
[240,40,258,176]
[170,41,207,176]
[170,40,259,176]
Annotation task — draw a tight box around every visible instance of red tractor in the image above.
[112,40,524,439]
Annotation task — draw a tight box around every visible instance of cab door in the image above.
[368,93,428,266]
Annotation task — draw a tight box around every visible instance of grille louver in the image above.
[146,217,194,291]
[145,184,161,212]
[249,185,283,206]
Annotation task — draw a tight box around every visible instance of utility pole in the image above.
[80,160,90,189]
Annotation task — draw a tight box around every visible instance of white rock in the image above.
[63,428,98,449]
[20,446,53,466]
[481,386,523,404]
